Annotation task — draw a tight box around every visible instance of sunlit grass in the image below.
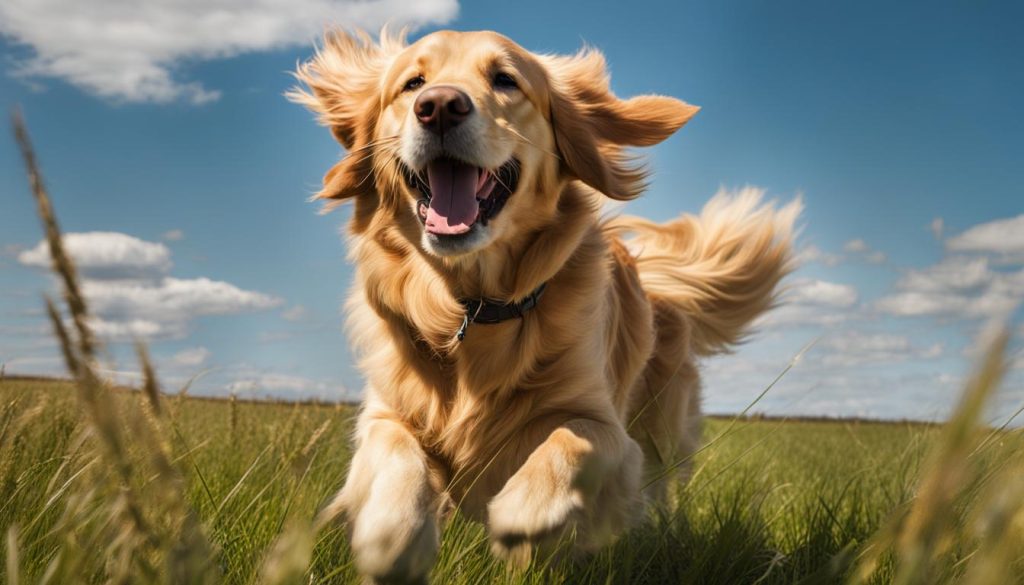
[4,376,1021,584]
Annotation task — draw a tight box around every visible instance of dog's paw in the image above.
[486,465,584,565]
[336,456,440,584]
[348,489,438,584]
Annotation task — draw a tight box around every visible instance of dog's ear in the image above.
[542,48,699,200]
[289,28,406,207]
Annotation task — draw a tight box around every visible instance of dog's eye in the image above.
[492,72,518,90]
[402,75,425,93]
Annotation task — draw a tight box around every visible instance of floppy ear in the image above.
[288,28,406,206]
[542,49,699,200]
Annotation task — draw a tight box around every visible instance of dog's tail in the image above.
[605,188,801,356]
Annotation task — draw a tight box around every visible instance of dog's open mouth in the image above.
[404,158,520,236]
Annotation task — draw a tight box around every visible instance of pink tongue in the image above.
[425,159,480,235]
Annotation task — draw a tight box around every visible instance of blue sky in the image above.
[1,0,1021,421]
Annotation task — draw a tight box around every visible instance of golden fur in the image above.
[291,28,800,583]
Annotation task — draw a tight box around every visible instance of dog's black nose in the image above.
[414,86,473,136]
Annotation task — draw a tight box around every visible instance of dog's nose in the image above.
[414,86,473,135]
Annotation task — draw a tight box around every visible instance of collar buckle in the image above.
[454,282,547,342]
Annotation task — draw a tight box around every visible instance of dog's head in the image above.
[291,29,698,258]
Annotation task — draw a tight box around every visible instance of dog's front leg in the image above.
[487,418,643,565]
[327,414,442,585]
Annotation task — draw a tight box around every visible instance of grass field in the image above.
[1,373,1021,584]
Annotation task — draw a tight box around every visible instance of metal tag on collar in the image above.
[456,299,484,342]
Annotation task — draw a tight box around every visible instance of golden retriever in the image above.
[291,28,799,583]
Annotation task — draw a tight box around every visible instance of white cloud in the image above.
[818,331,943,366]
[896,256,993,293]
[947,214,1024,256]
[88,316,178,339]
[83,277,282,339]
[787,279,858,308]
[19,232,171,279]
[702,343,968,422]
[282,305,308,322]
[760,305,853,327]
[823,332,911,353]
[20,230,283,340]
[162,229,185,242]
[874,288,1020,319]
[226,372,340,398]
[876,256,1024,319]
[796,245,843,267]
[865,251,887,264]
[841,238,887,264]
[930,217,945,240]
[843,239,869,253]
[759,279,859,328]
[0,0,458,104]
[84,277,280,317]
[172,346,211,367]
[2,355,64,373]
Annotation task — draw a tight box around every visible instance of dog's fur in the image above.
[291,28,800,583]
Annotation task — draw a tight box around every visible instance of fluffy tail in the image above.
[606,187,801,356]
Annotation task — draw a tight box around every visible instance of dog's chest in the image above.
[416,388,561,517]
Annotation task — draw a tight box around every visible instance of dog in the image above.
[291,28,799,583]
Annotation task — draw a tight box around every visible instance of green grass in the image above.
[2,376,1020,584]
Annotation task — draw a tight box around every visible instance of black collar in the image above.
[455,282,547,341]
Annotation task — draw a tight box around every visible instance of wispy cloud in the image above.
[172,346,211,367]
[0,0,458,104]
[161,229,185,242]
[947,213,1024,258]
[20,231,282,340]
[875,256,1023,319]
[797,244,843,267]
[843,238,869,253]
[1,355,63,373]
[19,232,171,280]
[865,251,887,264]
[842,238,887,264]
[760,278,859,327]
[787,279,859,308]
[81,277,282,339]
[797,238,886,268]
[281,305,308,322]
[226,371,345,399]
[818,331,943,367]
[87,317,180,340]
[702,348,965,421]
